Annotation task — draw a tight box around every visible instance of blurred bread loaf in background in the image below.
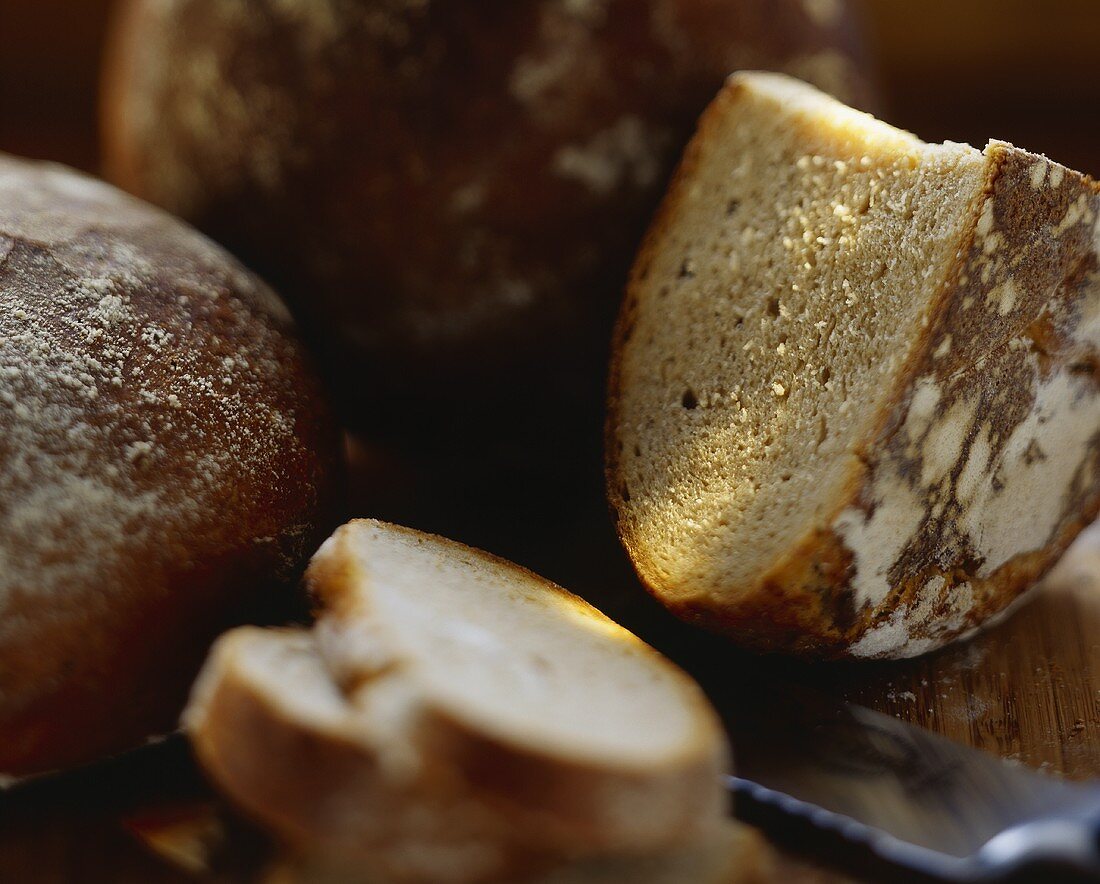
[98,0,874,522]
[5,1,1099,178]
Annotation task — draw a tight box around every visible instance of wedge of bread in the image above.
[186,520,729,882]
[608,72,1100,659]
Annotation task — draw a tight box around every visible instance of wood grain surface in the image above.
[832,524,1100,781]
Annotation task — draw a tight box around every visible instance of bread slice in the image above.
[185,626,539,883]
[185,520,729,882]
[306,520,727,854]
[607,72,1100,659]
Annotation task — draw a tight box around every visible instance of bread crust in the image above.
[0,154,340,774]
[608,76,1100,657]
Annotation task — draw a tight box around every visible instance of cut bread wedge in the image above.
[185,520,729,882]
[608,72,1100,659]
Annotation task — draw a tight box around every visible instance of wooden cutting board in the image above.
[829,522,1100,782]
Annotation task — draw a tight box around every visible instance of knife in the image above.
[718,680,1100,881]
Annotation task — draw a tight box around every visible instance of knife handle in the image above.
[979,801,1100,881]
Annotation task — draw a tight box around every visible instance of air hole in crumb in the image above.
[678,260,695,279]
[658,286,670,298]
[620,484,631,503]
[819,365,831,386]
[780,473,792,482]
[681,389,698,410]
[726,198,740,216]
[766,297,780,318]
[633,444,641,457]
[816,416,828,448]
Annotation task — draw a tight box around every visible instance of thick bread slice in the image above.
[184,627,541,883]
[608,72,1100,658]
[305,520,727,855]
[185,521,729,882]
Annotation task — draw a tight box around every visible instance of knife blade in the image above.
[718,680,1100,881]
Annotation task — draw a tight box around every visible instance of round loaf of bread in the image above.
[101,0,873,433]
[0,154,340,776]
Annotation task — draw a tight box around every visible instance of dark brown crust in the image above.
[102,0,874,428]
[608,80,1100,657]
[0,155,340,774]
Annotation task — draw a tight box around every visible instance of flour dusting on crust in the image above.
[834,149,1100,657]
[0,155,327,638]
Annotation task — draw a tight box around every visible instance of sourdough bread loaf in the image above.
[185,520,730,883]
[0,154,339,775]
[607,72,1100,658]
[101,0,874,468]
